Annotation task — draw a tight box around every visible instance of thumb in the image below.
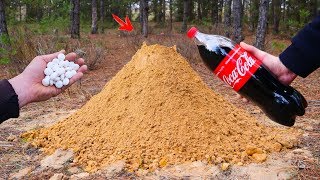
[42,50,66,63]
[240,42,267,62]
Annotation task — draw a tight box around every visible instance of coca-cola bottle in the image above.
[187,27,307,126]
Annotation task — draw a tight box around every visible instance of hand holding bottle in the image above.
[240,42,297,85]
[236,42,298,102]
[187,27,307,126]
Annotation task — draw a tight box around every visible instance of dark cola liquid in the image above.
[198,45,308,126]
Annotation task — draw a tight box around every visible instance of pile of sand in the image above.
[23,44,298,172]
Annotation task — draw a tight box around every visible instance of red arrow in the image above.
[112,14,134,32]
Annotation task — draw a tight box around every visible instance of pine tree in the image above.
[140,0,149,37]
[100,0,106,33]
[233,0,243,43]
[224,0,232,37]
[181,0,189,33]
[0,0,8,36]
[255,0,269,50]
[71,0,80,39]
[272,0,280,34]
[91,0,98,34]
[169,0,173,31]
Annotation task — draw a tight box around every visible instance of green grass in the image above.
[271,41,287,52]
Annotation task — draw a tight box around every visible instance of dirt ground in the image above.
[0,32,319,179]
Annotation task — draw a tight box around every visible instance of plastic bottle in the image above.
[187,27,307,126]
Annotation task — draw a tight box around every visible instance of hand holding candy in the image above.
[42,53,81,88]
[9,51,88,108]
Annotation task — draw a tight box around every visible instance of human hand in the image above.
[236,42,297,102]
[240,42,297,85]
[9,51,88,108]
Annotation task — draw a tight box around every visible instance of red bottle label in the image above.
[213,45,262,91]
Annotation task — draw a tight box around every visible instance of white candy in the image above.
[56,68,65,75]
[58,61,64,67]
[43,53,81,88]
[70,70,77,77]
[73,64,80,71]
[44,68,53,76]
[65,67,72,71]
[52,65,60,72]
[65,71,73,79]
[62,61,69,67]
[58,53,65,61]
[55,80,63,88]
[50,72,58,79]
[42,77,50,86]
[63,78,70,86]
[52,58,59,64]
[67,62,74,68]
[47,62,54,68]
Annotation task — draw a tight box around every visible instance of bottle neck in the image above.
[193,31,235,52]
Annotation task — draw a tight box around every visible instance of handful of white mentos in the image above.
[42,53,80,88]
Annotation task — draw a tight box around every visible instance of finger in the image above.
[77,65,88,74]
[236,94,242,99]
[75,58,85,66]
[65,52,77,61]
[59,72,84,91]
[68,72,84,86]
[240,42,267,61]
[242,98,249,103]
[70,65,87,83]
[65,53,85,67]
[42,50,66,63]
[50,65,87,93]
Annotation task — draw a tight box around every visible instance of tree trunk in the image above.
[100,0,105,33]
[254,0,269,50]
[249,0,260,32]
[201,0,209,19]
[270,0,274,25]
[307,0,317,18]
[162,0,166,23]
[71,0,80,39]
[181,0,189,33]
[212,1,218,26]
[241,0,246,19]
[197,0,202,21]
[140,0,148,38]
[153,0,159,22]
[112,0,120,17]
[187,0,194,21]
[159,0,163,23]
[0,0,8,36]
[224,0,232,37]
[176,0,184,21]
[91,0,98,34]
[218,0,224,23]
[169,0,173,32]
[128,3,132,19]
[233,0,243,43]
[282,0,285,24]
[36,3,43,22]
[316,0,320,16]
[0,0,9,48]
[19,4,22,21]
[273,0,280,33]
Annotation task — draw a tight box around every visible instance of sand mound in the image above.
[23,44,298,172]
